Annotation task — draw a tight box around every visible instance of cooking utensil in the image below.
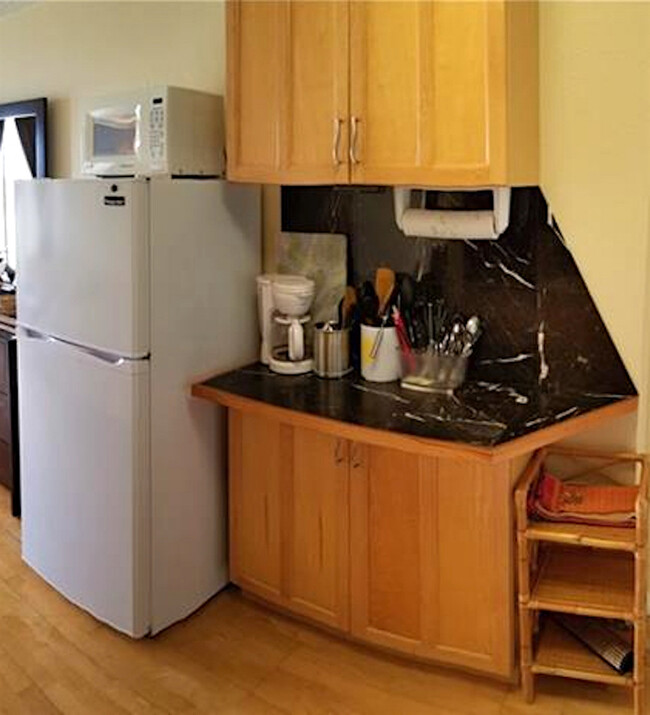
[375,268,395,315]
[358,281,379,326]
[461,315,482,356]
[398,273,415,310]
[392,306,415,371]
[341,286,357,328]
[433,299,446,350]
[448,319,465,355]
[397,274,416,345]
[370,283,397,359]
[369,269,396,359]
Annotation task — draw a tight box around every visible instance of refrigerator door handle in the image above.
[20,327,148,365]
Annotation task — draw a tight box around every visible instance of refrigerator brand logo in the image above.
[104,196,126,207]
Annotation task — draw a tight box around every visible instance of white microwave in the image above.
[79,86,224,178]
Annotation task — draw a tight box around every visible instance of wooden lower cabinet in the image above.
[284,426,349,629]
[229,411,350,629]
[350,444,517,677]
[228,407,524,678]
[229,410,284,605]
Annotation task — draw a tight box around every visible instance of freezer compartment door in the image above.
[16,178,149,357]
[18,328,150,637]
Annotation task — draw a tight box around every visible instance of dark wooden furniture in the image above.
[0,97,48,178]
[0,330,20,516]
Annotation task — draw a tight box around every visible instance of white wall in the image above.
[0,1,225,177]
[539,1,650,450]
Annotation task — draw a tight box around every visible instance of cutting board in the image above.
[276,232,347,325]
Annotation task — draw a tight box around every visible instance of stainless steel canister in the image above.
[313,321,351,378]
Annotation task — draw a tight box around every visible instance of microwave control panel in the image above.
[148,97,165,166]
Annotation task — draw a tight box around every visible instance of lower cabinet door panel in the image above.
[350,444,435,652]
[284,426,350,629]
[229,412,350,626]
[350,443,514,677]
[229,410,285,604]
[428,457,514,676]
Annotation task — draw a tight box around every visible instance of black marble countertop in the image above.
[197,364,636,448]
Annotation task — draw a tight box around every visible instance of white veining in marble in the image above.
[352,383,411,404]
[475,381,529,405]
[497,261,535,290]
[479,353,534,365]
[555,406,579,420]
[401,411,426,423]
[420,411,507,430]
[583,391,629,399]
[537,321,549,384]
[524,416,549,428]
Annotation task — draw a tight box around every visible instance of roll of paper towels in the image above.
[399,208,499,239]
[393,187,511,240]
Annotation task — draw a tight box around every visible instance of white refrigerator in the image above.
[15,178,260,636]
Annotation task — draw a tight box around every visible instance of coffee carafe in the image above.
[256,274,315,375]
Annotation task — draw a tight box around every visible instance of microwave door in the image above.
[87,106,138,175]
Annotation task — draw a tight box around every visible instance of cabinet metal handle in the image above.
[334,439,345,465]
[332,118,343,166]
[349,116,360,165]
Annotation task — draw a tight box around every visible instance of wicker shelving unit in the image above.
[515,447,648,715]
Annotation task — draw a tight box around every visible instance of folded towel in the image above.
[528,471,637,527]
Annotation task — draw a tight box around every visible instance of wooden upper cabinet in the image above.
[349,0,538,186]
[281,2,349,184]
[227,0,349,184]
[227,0,538,187]
[350,1,498,185]
[226,1,283,182]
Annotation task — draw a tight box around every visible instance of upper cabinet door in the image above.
[280,1,349,184]
[227,1,284,182]
[349,1,538,187]
[227,0,349,184]
[227,0,538,187]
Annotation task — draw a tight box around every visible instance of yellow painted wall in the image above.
[0,1,225,177]
[539,1,650,449]
[2,0,646,447]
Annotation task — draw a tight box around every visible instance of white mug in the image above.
[361,325,401,382]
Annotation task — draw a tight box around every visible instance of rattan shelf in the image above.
[533,617,633,687]
[515,447,648,715]
[526,522,637,552]
[529,545,635,619]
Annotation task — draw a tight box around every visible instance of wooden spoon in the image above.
[340,286,357,328]
[375,267,395,316]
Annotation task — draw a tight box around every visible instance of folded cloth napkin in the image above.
[528,471,637,527]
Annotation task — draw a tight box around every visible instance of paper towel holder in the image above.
[394,187,511,240]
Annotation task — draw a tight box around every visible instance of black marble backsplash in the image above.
[282,186,636,399]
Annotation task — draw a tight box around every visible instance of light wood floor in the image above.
[0,487,641,714]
